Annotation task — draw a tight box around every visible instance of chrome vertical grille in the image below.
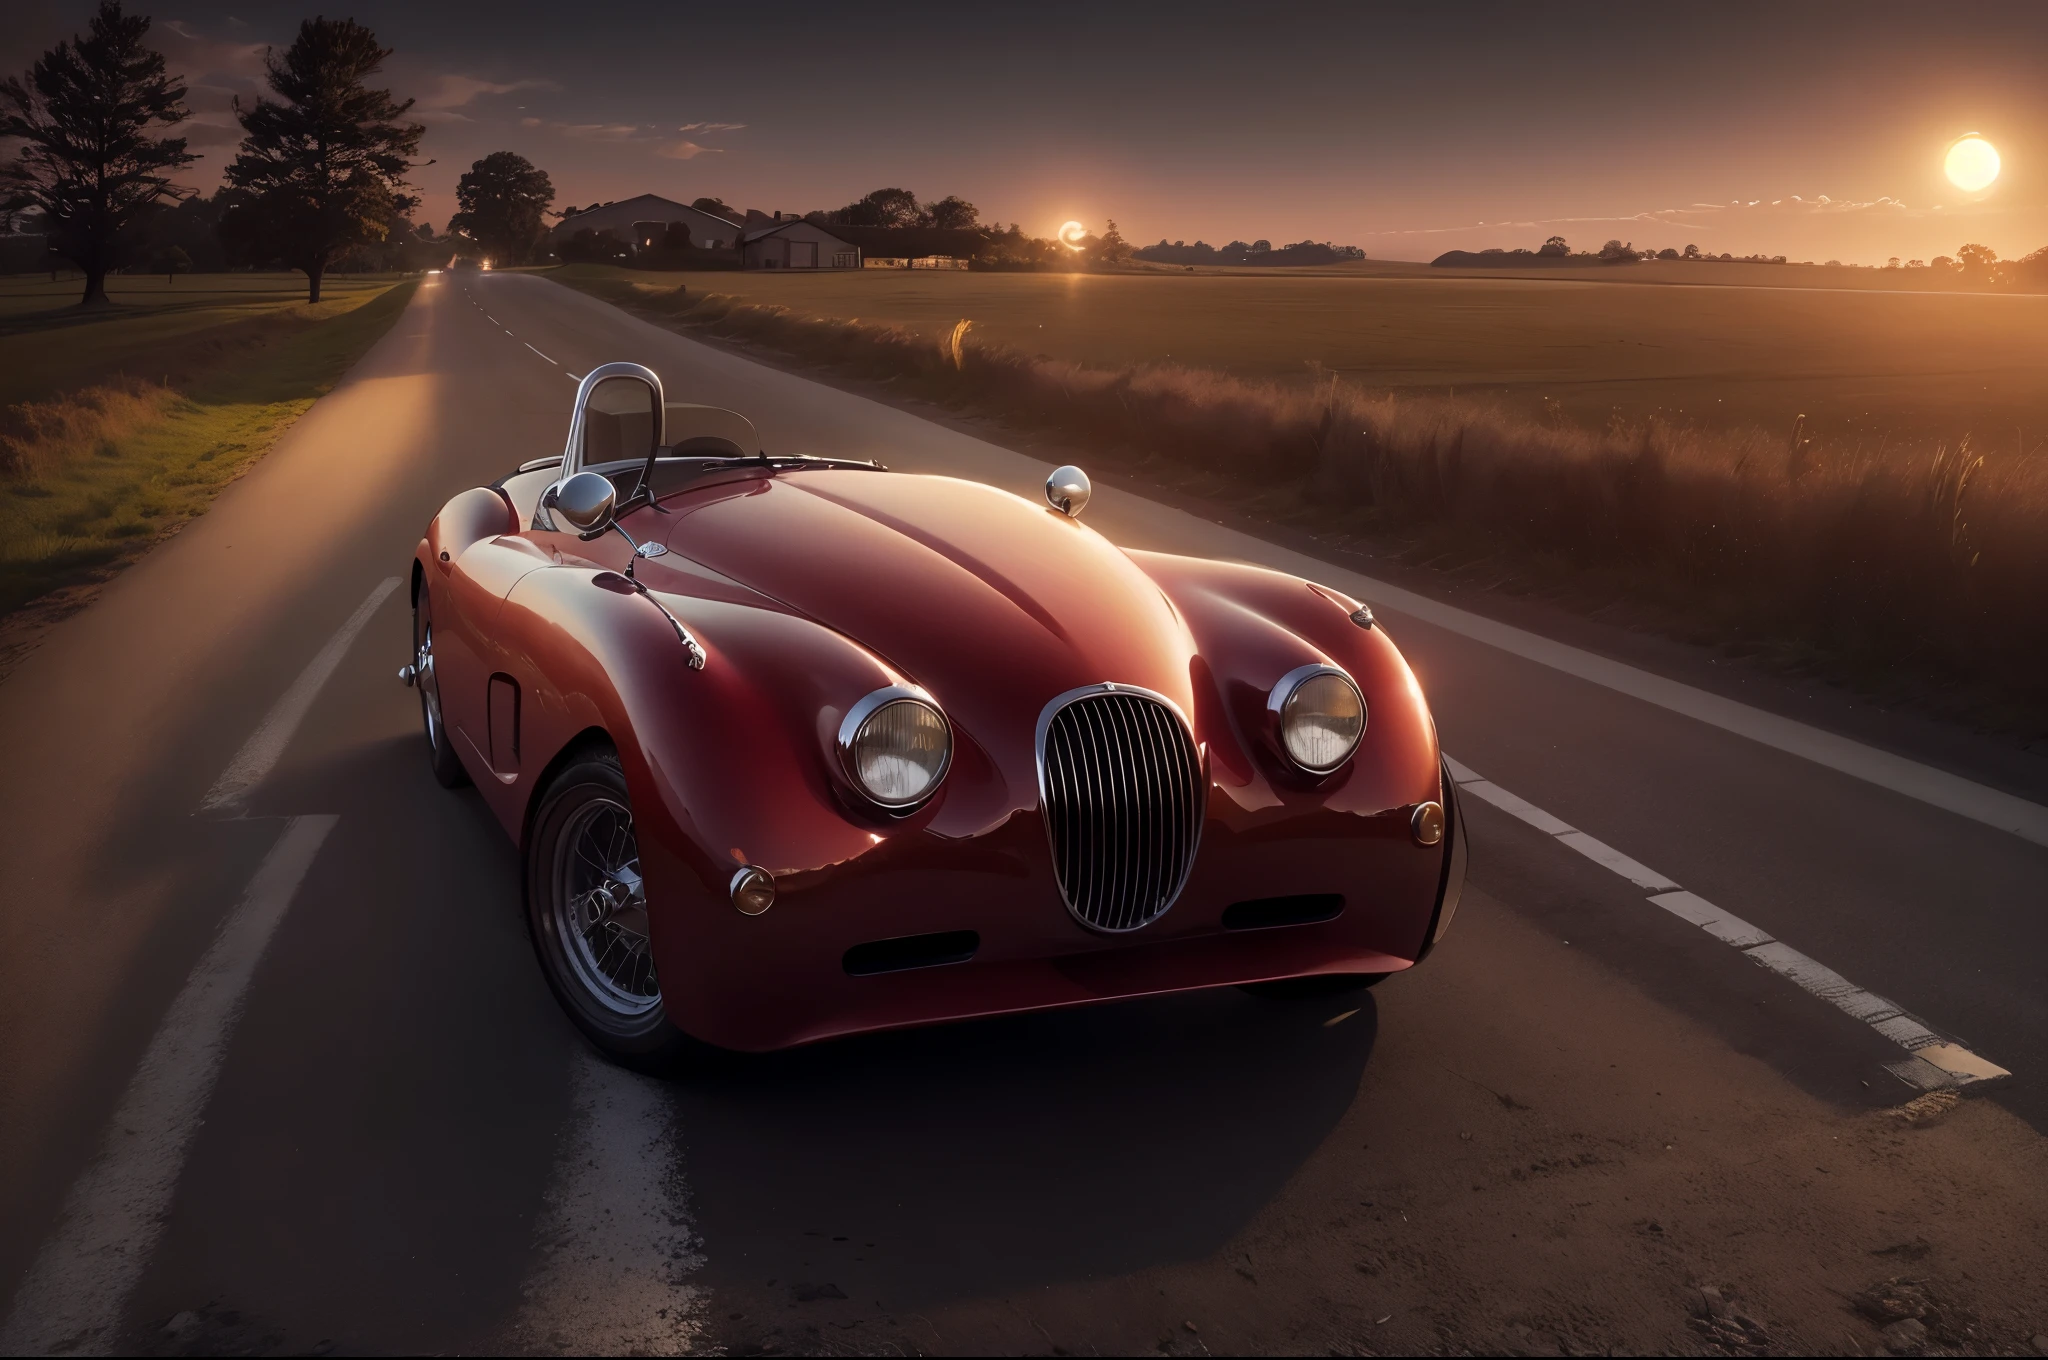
[1037,688,1205,933]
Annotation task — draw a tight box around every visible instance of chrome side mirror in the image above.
[545,471,617,535]
[1045,465,1091,517]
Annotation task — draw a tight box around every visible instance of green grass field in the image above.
[0,272,404,408]
[0,273,416,625]
[571,263,2048,450]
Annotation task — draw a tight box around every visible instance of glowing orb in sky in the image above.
[1057,221,1088,249]
[1944,135,2000,192]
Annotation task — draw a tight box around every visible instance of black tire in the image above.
[1239,973,1386,1000]
[525,749,700,1073]
[413,585,470,789]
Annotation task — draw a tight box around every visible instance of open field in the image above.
[0,273,405,408]
[0,274,417,642]
[560,264,2048,719]
[588,263,2048,447]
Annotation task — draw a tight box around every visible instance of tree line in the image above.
[0,2,436,304]
[1444,234,2048,283]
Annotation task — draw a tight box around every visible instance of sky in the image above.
[6,0,2048,264]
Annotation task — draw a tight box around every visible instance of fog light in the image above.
[1411,801,1445,846]
[730,865,775,915]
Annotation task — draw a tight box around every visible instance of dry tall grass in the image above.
[0,380,179,483]
[595,280,2048,707]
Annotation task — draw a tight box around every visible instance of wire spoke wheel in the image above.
[550,797,660,1016]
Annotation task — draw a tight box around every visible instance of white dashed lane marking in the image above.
[0,815,339,1353]
[526,343,557,364]
[1443,755,2011,1091]
[199,578,400,814]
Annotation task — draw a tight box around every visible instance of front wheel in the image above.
[525,749,700,1073]
[413,585,469,788]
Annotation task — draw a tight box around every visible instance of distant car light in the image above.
[839,687,951,808]
[1271,665,1366,773]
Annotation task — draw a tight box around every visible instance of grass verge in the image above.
[559,268,2048,727]
[0,278,418,658]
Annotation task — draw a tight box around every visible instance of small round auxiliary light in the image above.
[1411,801,1446,847]
[1045,465,1091,517]
[730,865,776,915]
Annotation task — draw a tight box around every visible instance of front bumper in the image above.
[651,780,1461,1052]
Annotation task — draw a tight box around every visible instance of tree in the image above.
[829,187,921,228]
[447,151,553,267]
[1656,247,1680,260]
[1955,242,1998,281]
[1096,220,1132,267]
[153,243,189,281]
[923,194,979,230]
[219,18,422,303]
[1682,243,1701,260]
[0,2,198,306]
[1599,238,1635,262]
[1250,239,1271,253]
[1538,234,1569,257]
[2008,246,2048,289]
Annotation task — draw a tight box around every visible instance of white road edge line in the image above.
[1445,756,2010,1092]
[525,343,557,364]
[198,577,400,814]
[510,1046,703,1355]
[0,815,340,1355]
[1372,583,2048,847]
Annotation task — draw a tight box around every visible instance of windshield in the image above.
[664,403,759,458]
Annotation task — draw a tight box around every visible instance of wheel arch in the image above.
[520,724,619,852]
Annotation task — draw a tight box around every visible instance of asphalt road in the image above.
[1,272,2044,1356]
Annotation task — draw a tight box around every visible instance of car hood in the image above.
[656,470,1197,729]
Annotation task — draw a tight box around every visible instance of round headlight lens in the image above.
[845,693,951,806]
[1277,668,1365,772]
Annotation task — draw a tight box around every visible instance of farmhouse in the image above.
[742,219,862,270]
[552,194,742,250]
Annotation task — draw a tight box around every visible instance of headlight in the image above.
[1270,664,1366,773]
[838,686,952,808]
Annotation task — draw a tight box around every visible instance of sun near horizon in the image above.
[1945,135,2001,192]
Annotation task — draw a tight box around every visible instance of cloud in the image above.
[171,116,246,148]
[558,123,648,142]
[414,74,554,123]
[517,118,741,159]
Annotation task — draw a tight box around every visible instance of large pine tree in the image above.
[0,2,198,306]
[220,18,422,303]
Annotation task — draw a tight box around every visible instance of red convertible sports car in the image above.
[407,362,1466,1068]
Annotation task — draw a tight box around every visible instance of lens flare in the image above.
[1944,135,2000,193]
[1057,221,1088,250]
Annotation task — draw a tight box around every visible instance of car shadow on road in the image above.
[675,981,1377,1311]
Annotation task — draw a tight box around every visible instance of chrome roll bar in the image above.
[559,361,666,479]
